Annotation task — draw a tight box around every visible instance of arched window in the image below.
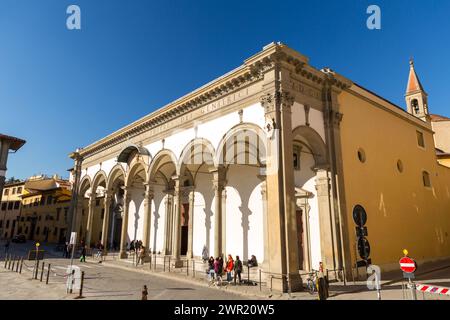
[411,99,420,114]
[422,171,431,187]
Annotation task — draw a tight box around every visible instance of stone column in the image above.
[119,189,131,259]
[258,176,269,270]
[85,194,96,247]
[212,168,225,258]
[186,189,195,259]
[315,169,335,270]
[74,195,84,239]
[171,178,183,267]
[67,151,82,241]
[260,88,302,292]
[142,183,154,252]
[101,190,112,252]
[163,193,172,255]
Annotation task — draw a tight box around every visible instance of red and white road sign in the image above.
[399,256,416,273]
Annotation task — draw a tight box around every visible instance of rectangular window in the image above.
[12,188,16,194]
[417,131,425,148]
[1,203,6,211]
[17,187,22,194]
[6,220,9,228]
[96,199,100,206]
[4,189,9,196]
[53,227,58,236]
[8,202,13,210]
[14,201,20,210]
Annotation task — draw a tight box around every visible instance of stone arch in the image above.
[106,163,126,191]
[91,170,108,195]
[292,125,328,169]
[178,138,216,183]
[148,149,179,184]
[117,144,151,165]
[79,174,92,196]
[125,159,149,188]
[215,123,267,169]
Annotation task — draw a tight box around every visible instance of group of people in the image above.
[207,254,244,285]
[129,240,147,266]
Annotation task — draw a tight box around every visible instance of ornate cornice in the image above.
[73,42,352,161]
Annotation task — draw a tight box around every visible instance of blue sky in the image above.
[1,0,449,180]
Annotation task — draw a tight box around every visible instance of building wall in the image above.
[0,183,24,239]
[432,120,450,153]
[339,88,450,271]
[79,102,268,258]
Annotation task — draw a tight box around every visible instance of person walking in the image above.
[233,255,243,285]
[141,285,148,300]
[63,242,68,258]
[4,239,10,255]
[225,254,234,283]
[79,245,86,262]
[207,256,215,281]
[137,246,146,266]
[66,243,72,259]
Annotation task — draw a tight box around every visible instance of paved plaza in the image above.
[1,241,450,300]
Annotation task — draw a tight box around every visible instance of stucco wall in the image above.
[339,89,450,270]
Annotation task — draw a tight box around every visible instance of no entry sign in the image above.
[399,256,416,273]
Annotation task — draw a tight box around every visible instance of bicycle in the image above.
[306,270,318,294]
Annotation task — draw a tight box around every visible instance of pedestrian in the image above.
[130,240,135,253]
[247,255,258,267]
[214,257,223,283]
[63,242,68,258]
[4,239,10,254]
[79,245,86,262]
[225,254,234,283]
[233,255,243,285]
[207,256,215,281]
[66,243,72,259]
[141,285,148,300]
[95,242,104,261]
[137,246,146,266]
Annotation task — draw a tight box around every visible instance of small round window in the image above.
[397,160,404,173]
[357,148,366,163]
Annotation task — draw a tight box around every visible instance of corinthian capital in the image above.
[260,93,276,114]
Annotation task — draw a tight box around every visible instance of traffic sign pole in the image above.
[399,250,417,300]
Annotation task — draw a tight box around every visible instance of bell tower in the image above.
[405,59,430,122]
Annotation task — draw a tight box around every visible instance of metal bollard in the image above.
[4,254,8,268]
[259,269,262,291]
[78,271,85,298]
[8,254,12,270]
[19,258,23,274]
[168,257,171,272]
[186,260,189,276]
[11,256,16,271]
[40,262,45,282]
[35,260,40,279]
[163,256,166,272]
[46,263,51,284]
[247,266,250,286]
[15,257,20,272]
[193,260,195,278]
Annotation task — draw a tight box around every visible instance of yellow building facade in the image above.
[16,175,72,244]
